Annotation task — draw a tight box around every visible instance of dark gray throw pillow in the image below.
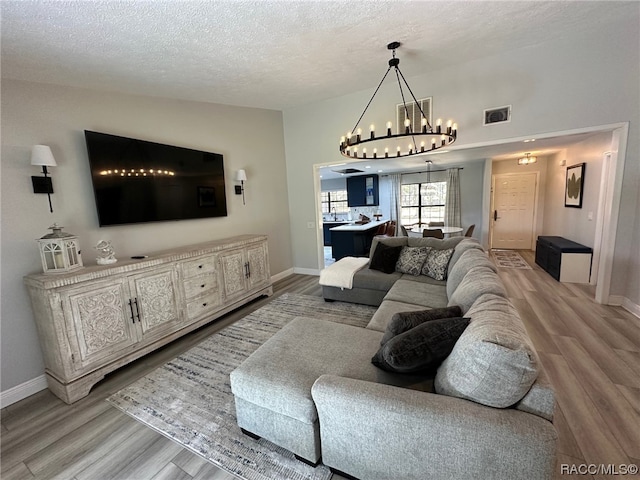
[372,317,470,374]
[380,305,463,346]
[369,243,403,274]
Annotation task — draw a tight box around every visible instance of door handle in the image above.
[494,210,498,221]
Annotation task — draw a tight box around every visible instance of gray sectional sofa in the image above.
[230,236,557,479]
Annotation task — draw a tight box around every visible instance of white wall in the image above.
[542,132,613,248]
[283,12,639,305]
[1,80,292,393]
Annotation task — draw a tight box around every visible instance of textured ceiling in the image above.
[2,1,636,110]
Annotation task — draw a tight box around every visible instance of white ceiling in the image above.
[1,1,636,110]
[2,1,633,179]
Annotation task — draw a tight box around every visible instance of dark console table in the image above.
[535,236,592,283]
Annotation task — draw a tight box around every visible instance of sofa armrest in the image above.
[311,375,556,480]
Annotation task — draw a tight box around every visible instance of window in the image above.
[400,182,446,227]
[321,190,349,215]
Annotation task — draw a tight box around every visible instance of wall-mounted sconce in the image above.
[235,169,247,205]
[31,145,57,213]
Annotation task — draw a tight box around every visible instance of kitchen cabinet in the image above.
[347,174,379,207]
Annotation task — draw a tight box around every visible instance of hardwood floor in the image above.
[2,258,639,480]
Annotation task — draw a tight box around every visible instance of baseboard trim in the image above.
[608,295,624,306]
[293,267,320,276]
[1,374,48,408]
[622,297,640,318]
[608,295,640,318]
[271,268,294,284]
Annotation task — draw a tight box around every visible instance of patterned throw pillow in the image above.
[395,246,431,276]
[422,248,455,280]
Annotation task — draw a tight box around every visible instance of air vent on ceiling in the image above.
[396,97,432,134]
[484,105,511,125]
[332,168,365,174]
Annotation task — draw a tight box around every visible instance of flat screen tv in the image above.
[84,130,228,226]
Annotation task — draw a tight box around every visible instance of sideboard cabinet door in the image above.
[129,267,182,342]
[220,248,249,300]
[247,242,270,290]
[63,279,139,371]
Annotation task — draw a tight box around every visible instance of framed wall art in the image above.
[565,163,585,208]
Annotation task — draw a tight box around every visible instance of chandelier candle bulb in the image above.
[370,124,375,139]
[447,120,453,135]
[441,135,446,146]
[373,148,377,158]
[363,148,367,158]
[385,147,389,158]
[436,119,442,134]
[422,117,427,133]
[386,121,392,136]
[356,128,362,142]
[404,118,411,134]
[421,141,425,152]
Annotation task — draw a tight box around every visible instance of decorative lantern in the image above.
[37,224,83,274]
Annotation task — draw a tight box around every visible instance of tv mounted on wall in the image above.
[84,131,228,226]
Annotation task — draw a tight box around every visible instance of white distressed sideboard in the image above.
[24,234,272,403]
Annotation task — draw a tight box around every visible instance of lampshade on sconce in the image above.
[31,145,57,213]
[235,169,247,205]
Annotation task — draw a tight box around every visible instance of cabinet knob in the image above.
[202,302,208,307]
[198,265,203,269]
[201,284,205,288]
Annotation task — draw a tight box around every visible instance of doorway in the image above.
[490,172,538,250]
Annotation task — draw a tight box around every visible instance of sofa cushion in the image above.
[372,317,470,374]
[352,268,403,291]
[447,265,507,314]
[395,246,431,276]
[366,300,430,332]
[369,236,408,260]
[435,294,540,408]
[446,248,497,299]
[380,305,463,345]
[369,243,403,274]
[408,236,463,250]
[421,247,455,280]
[385,279,448,309]
[447,238,484,276]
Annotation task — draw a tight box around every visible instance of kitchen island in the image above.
[330,220,386,261]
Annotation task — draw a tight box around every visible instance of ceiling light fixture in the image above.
[339,42,457,160]
[518,153,537,165]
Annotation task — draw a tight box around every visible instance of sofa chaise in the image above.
[230,236,557,479]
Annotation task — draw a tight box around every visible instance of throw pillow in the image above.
[369,243,403,274]
[380,305,463,345]
[395,246,431,276]
[422,247,455,280]
[372,317,470,374]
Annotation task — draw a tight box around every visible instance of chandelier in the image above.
[518,153,537,165]
[339,42,457,159]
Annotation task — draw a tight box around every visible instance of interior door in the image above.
[491,172,537,250]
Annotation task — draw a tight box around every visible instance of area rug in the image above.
[491,250,532,269]
[107,293,376,480]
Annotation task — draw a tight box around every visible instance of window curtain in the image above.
[389,173,403,236]
[445,168,461,227]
